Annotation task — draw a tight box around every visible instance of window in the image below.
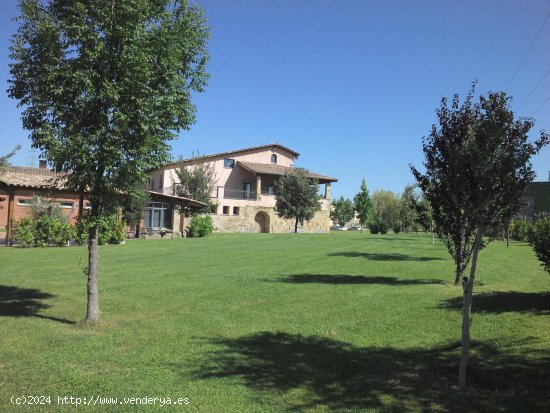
[223,206,229,215]
[144,202,172,230]
[244,183,252,199]
[271,154,277,164]
[59,201,74,209]
[17,198,31,206]
[150,177,155,190]
[224,158,235,168]
[267,186,274,195]
[233,206,240,215]
[159,174,164,190]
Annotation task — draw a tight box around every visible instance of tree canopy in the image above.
[8,0,210,323]
[411,84,548,388]
[330,196,354,226]
[0,145,21,173]
[274,168,321,233]
[175,154,216,208]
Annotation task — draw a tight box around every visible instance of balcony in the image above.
[222,189,257,200]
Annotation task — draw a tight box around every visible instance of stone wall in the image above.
[208,206,331,233]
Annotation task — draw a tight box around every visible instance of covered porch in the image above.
[139,191,207,237]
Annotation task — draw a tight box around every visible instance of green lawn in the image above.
[1,232,549,412]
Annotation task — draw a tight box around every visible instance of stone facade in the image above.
[208,206,331,233]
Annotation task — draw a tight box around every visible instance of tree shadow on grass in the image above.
[0,285,75,325]
[277,274,446,285]
[439,291,550,315]
[328,251,444,261]
[187,332,549,412]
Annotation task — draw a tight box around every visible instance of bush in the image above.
[34,215,57,247]
[393,223,401,234]
[188,215,213,238]
[51,221,76,247]
[529,217,550,273]
[509,218,533,242]
[76,212,126,245]
[12,217,35,247]
[370,220,388,235]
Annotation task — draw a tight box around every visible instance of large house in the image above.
[148,143,338,233]
[517,175,550,219]
[1,143,337,243]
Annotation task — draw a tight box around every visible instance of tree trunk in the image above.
[86,223,100,323]
[294,218,299,233]
[458,230,482,388]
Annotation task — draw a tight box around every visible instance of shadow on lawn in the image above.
[0,285,75,324]
[189,332,549,412]
[440,291,550,315]
[328,251,444,261]
[277,274,446,285]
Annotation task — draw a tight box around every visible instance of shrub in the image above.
[12,217,35,247]
[50,221,76,247]
[509,218,533,242]
[34,215,57,247]
[393,223,401,234]
[529,217,550,273]
[76,212,126,245]
[188,215,213,238]
[370,220,388,235]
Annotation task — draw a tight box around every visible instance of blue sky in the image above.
[1,0,549,199]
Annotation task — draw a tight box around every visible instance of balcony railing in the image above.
[223,189,257,200]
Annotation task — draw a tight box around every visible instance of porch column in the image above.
[6,193,15,246]
[179,206,185,235]
[324,182,332,200]
[256,175,262,200]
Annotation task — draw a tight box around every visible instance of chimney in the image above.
[39,160,47,169]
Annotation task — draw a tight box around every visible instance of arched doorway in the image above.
[254,211,270,233]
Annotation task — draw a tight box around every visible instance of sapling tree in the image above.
[9,0,209,323]
[353,178,372,233]
[411,83,548,388]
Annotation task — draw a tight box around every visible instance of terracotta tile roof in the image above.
[0,166,67,189]
[160,143,300,169]
[237,161,338,183]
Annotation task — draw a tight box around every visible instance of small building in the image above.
[0,164,205,244]
[518,179,550,219]
[149,143,338,233]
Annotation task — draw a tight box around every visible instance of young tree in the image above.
[175,153,216,208]
[0,145,21,173]
[9,0,209,323]
[274,168,321,233]
[330,196,354,226]
[400,184,418,234]
[353,178,372,233]
[411,84,548,388]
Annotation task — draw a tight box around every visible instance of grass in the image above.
[0,232,549,412]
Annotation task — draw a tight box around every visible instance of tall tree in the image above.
[0,145,21,173]
[371,190,401,230]
[330,196,354,226]
[274,168,321,233]
[353,178,372,233]
[9,0,209,323]
[411,84,548,388]
[175,153,216,208]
